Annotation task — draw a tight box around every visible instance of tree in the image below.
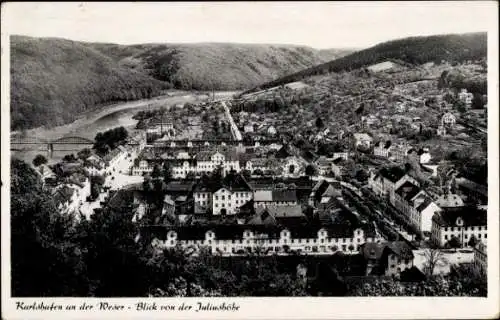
[63,154,78,162]
[446,236,462,249]
[467,235,478,248]
[32,154,47,167]
[423,248,447,276]
[162,162,172,183]
[77,148,92,160]
[305,164,316,177]
[151,164,162,179]
[315,117,324,129]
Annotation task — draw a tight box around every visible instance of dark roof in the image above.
[166,181,196,193]
[415,196,434,212]
[144,222,364,241]
[272,189,297,202]
[395,181,421,201]
[433,206,487,227]
[360,242,385,260]
[379,166,409,183]
[386,241,414,260]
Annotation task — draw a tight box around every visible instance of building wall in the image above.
[212,188,252,215]
[385,253,414,276]
[431,221,488,247]
[152,228,378,256]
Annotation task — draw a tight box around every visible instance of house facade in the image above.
[150,225,378,256]
[431,207,487,248]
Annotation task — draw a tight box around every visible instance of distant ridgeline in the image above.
[243,32,487,94]
[11,35,352,130]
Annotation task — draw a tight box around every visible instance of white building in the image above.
[431,207,487,248]
[193,174,253,215]
[151,225,378,256]
[393,181,441,233]
[458,89,474,105]
[353,133,373,148]
[373,141,392,158]
[441,112,456,127]
[253,189,298,208]
[131,149,242,178]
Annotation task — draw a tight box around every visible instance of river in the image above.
[11,90,238,164]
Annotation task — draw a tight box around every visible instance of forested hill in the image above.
[87,42,352,90]
[243,32,487,94]
[10,36,169,131]
[11,35,352,130]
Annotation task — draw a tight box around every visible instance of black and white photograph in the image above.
[1,1,498,319]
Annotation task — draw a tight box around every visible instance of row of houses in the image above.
[148,224,380,256]
[368,165,488,248]
[131,147,307,179]
[373,142,432,164]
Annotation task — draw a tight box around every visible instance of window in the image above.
[485,234,487,239]
[342,245,346,251]
[236,200,239,204]
[445,227,448,232]
[208,240,212,244]
[390,265,395,268]
[478,234,482,239]
[228,195,231,200]
[215,204,218,207]
[215,196,219,200]
[321,239,325,244]
[444,235,448,240]
[222,196,225,200]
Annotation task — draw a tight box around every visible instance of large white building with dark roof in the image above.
[431,206,487,248]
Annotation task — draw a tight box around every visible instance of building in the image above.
[103,145,128,169]
[419,148,432,164]
[431,206,487,248]
[435,193,464,208]
[360,241,414,277]
[458,89,474,105]
[243,124,254,133]
[149,224,378,256]
[253,189,298,208]
[368,166,419,204]
[193,173,253,215]
[373,141,392,158]
[331,158,349,178]
[131,148,242,178]
[474,241,487,273]
[389,143,414,163]
[353,133,373,149]
[314,156,333,175]
[267,126,277,136]
[393,181,441,233]
[441,112,456,127]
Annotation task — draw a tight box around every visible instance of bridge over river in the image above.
[10,136,95,156]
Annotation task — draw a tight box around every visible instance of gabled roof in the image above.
[432,206,487,227]
[415,197,434,212]
[254,190,273,202]
[256,204,304,219]
[395,181,421,201]
[379,166,409,183]
[386,241,414,260]
[272,190,297,202]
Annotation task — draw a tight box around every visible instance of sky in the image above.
[2,1,496,49]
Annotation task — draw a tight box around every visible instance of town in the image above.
[26,58,487,295]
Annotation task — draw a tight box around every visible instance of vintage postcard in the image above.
[1,1,499,319]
